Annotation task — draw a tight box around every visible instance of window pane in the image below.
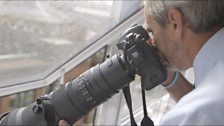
[0,1,128,87]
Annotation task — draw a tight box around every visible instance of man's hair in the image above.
[144,0,224,33]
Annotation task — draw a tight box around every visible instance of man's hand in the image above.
[162,70,176,86]
[162,70,194,102]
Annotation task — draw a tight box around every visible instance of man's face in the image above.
[145,15,180,71]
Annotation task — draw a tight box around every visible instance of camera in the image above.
[0,25,167,125]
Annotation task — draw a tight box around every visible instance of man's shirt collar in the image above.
[193,27,224,86]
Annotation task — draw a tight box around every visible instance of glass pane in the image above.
[0,1,124,88]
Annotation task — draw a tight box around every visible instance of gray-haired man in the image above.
[144,0,224,125]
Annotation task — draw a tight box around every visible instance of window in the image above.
[0,1,141,95]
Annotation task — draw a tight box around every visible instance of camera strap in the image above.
[140,79,154,126]
[122,81,154,126]
[122,85,137,126]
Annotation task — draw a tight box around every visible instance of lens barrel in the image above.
[51,54,132,124]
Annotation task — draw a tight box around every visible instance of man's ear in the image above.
[167,7,185,40]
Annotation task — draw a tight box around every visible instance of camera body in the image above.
[117,24,167,90]
[0,25,167,125]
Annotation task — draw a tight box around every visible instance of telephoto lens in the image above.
[49,54,133,124]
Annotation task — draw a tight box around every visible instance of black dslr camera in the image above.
[0,25,167,125]
[117,24,167,90]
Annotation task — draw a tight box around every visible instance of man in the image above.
[144,0,224,125]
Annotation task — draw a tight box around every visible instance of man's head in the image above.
[144,0,224,71]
